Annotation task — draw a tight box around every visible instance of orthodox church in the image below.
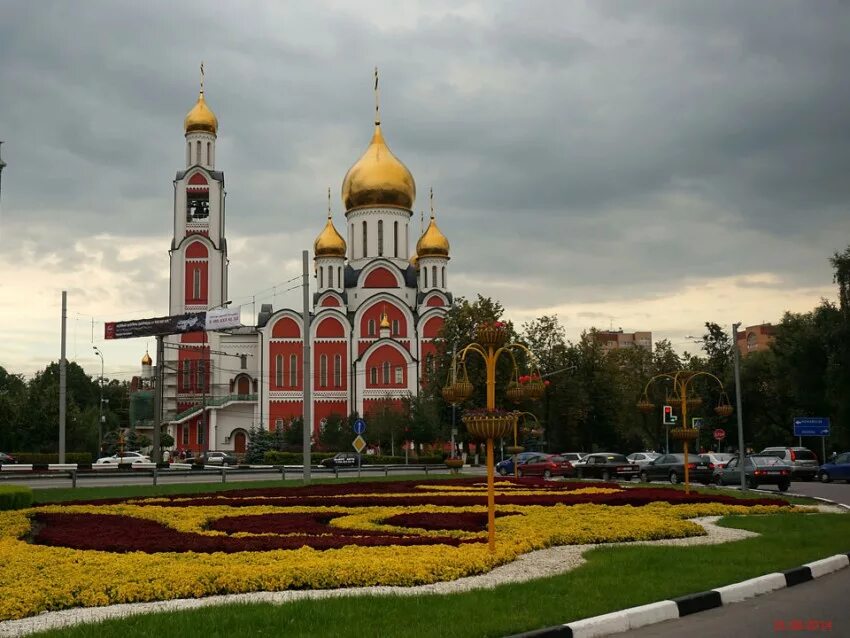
[161,80,452,454]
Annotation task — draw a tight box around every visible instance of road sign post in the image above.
[353,418,366,436]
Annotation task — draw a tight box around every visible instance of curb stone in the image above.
[506,552,849,637]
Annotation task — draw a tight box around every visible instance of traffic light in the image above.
[662,405,677,425]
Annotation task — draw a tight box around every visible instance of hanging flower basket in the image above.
[670,427,699,441]
[441,385,457,404]
[715,404,734,418]
[453,379,474,402]
[506,381,524,404]
[636,399,655,414]
[505,445,525,455]
[687,397,703,408]
[444,458,464,473]
[475,321,508,348]
[462,410,515,439]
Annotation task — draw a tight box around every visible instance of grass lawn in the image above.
[28,512,850,638]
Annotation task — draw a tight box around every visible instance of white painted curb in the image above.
[804,554,850,579]
[714,572,786,604]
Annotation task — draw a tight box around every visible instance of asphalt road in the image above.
[620,479,850,637]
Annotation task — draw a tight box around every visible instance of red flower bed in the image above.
[383,511,518,532]
[31,513,471,553]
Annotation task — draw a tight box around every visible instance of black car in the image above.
[321,452,359,468]
[575,453,640,481]
[639,453,713,485]
[200,451,238,466]
[714,454,792,491]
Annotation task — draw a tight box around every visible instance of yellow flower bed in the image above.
[0,490,804,621]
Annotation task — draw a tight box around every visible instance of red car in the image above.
[517,453,574,479]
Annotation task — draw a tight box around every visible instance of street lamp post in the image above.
[732,322,747,491]
[443,322,544,552]
[638,370,734,494]
[93,346,104,456]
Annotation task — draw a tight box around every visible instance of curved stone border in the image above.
[0,516,754,637]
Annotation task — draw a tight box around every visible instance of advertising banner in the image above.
[105,309,241,339]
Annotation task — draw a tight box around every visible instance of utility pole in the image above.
[59,291,67,464]
[151,335,164,463]
[732,322,746,491]
[451,342,457,458]
[93,346,104,455]
[302,250,312,483]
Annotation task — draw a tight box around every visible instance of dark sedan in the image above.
[320,452,359,468]
[0,452,16,465]
[575,453,639,482]
[714,454,792,491]
[639,453,713,485]
[818,452,850,483]
[516,454,575,479]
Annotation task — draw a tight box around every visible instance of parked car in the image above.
[818,452,850,483]
[94,451,150,465]
[575,453,640,481]
[700,452,735,470]
[496,452,538,476]
[558,452,586,464]
[639,453,713,485]
[759,447,819,481]
[0,452,16,465]
[320,452,359,468]
[516,454,575,479]
[714,454,792,491]
[627,452,661,467]
[200,451,238,466]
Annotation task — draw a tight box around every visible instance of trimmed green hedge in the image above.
[10,452,92,464]
[263,451,445,465]
[0,485,33,510]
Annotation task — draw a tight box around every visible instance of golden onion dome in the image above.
[184,91,218,135]
[379,310,390,330]
[341,124,415,210]
[314,215,347,258]
[141,351,153,366]
[416,215,450,258]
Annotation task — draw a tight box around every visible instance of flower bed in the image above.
[0,477,802,621]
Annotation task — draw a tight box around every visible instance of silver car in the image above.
[627,452,661,467]
[759,447,819,481]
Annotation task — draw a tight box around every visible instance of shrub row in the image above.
[0,485,33,510]
[9,452,92,464]
[262,451,445,465]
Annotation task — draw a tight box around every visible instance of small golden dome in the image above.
[416,215,450,258]
[141,351,153,366]
[380,309,390,330]
[314,215,347,258]
[184,91,218,135]
[341,124,415,210]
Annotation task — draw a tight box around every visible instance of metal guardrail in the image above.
[0,463,454,488]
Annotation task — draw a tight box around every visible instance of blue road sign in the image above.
[353,418,367,435]
[793,417,830,437]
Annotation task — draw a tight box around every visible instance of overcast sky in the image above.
[1,0,848,380]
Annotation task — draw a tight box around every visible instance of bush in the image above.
[0,485,32,510]
[10,452,92,465]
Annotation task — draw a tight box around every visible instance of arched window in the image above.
[328,266,333,288]
[377,220,384,256]
[186,142,191,165]
[197,360,206,391]
[206,142,211,165]
[196,141,201,164]
[393,221,399,258]
[392,319,399,336]
[320,354,328,387]
[275,417,284,431]
[424,268,428,288]
[350,224,354,259]
[362,221,367,258]
[289,354,298,387]
[405,226,409,257]
[370,367,377,384]
[442,267,446,288]
[334,354,342,387]
[432,266,437,289]
[426,353,435,378]
[275,355,283,387]
[383,361,390,384]
[182,360,191,390]
[319,267,323,288]
[193,268,201,300]
[368,319,376,336]
[338,267,342,287]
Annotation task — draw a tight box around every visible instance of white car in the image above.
[627,452,661,467]
[95,452,150,465]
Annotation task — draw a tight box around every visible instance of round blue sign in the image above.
[353,418,366,435]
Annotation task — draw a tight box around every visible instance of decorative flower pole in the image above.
[637,370,734,494]
[443,321,544,551]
